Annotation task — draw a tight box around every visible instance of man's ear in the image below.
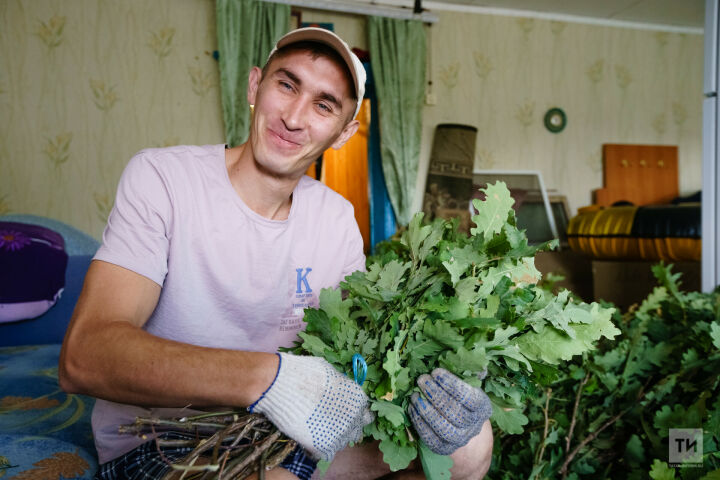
[247,66,263,105]
[331,119,360,150]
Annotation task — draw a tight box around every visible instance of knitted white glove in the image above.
[248,353,374,461]
[409,368,492,455]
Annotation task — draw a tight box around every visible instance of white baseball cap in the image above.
[268,27,366,119]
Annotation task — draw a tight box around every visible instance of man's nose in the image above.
[282,96,310,130]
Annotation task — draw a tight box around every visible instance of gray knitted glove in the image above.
[248,353,374,461]
[408,368,492,455]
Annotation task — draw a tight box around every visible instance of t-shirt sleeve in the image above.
[340,204,366,278]
[93,151,173,286]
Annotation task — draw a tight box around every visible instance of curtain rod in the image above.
[266,0,439,23]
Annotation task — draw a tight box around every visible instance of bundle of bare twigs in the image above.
[119,410,293,480]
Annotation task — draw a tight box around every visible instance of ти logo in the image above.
[295,268,312,294]
[669,429,703,467]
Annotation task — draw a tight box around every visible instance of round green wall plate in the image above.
[544,108,567,133]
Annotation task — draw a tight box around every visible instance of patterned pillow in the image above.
[0,222,68,323]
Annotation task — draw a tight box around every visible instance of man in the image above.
[59,27,493,480]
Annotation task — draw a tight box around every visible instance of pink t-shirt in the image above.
[91,144,365,463]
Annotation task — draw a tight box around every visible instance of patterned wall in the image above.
[0,2,704,239]
[0,0,224,239]
[420,11,704,216]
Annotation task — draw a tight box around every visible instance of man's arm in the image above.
[59,260,373,462]
[58,260,278,408]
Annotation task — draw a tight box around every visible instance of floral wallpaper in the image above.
[0,2,704,238]
[0,0,224,238]
[420,11,704,216]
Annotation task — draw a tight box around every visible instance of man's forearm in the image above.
[59,320,278,408]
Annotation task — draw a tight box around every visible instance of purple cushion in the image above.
[0,222,68,323]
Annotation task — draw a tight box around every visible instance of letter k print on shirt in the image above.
[296,267,312,294]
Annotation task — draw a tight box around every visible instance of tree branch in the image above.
[559,407,631,479]
[565,372,590,455]
[535,388,552,474]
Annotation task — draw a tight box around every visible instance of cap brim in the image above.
[276,28,360,101]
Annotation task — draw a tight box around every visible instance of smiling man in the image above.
[59,28,492,480]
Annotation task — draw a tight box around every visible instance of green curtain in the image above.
[216,0,289,147]
[368,17,426,226]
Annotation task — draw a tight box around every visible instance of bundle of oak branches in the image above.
[121,182,619,479]
[118,410,296,479]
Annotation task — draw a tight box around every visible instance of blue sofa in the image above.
[1,215,99,479]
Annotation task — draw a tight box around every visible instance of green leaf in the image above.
[649,459,676,480]
[486,326,520,348]
[710,322,720,350]
[442,244,486,286]
[654,403,704,436]
[488,344,532,372]
[485,377,523,405]
[652,263,684,305]
[418,220,445,261]
[514,308,620,364]
[383,350,402,391]
[302,309,334,345]
[298,332,333,358]
[405,265,436,295]
[371,400,406,428]
[376,260,411,300]
[707,396,720,436]
[625,434,645,465]
[455,277,480,305]
[489,397,528,434]
[440,346,488,375]
[315,460,332,477]
[378,437,417,471]
[404,212,433,261]
[424,320,465,350]
[471,181,515,240]
[405,332,443,359]
[443,257,468,286]
[637,286,669,314]
[446,297,471,321]
[504,222,540,258]
[528,360,560,385]
[419,441,453,480]
[478,294,500,317]
[319,288,352,323]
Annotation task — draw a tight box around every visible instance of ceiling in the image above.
[390,0,706,30]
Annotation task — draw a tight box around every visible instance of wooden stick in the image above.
[565,372,590,455]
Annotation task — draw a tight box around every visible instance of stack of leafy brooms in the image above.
[122,182,620,479]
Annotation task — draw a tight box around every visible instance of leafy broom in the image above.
[121,181,619,479]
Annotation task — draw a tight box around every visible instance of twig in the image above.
[152,423,177,470]
[118,417,233,435]
[264,439,297,470]
[565,373,590,455]
[222,430,283,479]
[535,388,552,472]
[559,407,631,479]
[175,417,265,477]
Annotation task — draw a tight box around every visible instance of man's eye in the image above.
[279,81,293,90]
[317,103,332,113]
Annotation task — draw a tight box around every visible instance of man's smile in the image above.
[267,125,304,150]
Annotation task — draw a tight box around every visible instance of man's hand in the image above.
[408,368,493,455]
[249,353,374,461]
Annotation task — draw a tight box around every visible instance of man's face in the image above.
[247,50,359,180]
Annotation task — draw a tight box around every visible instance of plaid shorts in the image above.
[94,431,317,480]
